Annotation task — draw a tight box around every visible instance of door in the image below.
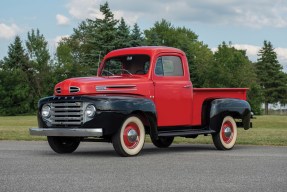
[153,54,192,127]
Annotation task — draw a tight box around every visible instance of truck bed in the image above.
[192,88,248,125]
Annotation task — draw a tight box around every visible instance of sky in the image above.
[0,0,287,71]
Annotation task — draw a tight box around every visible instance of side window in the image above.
[155,56,183,76]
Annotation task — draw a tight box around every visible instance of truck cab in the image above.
[30,46,252,157]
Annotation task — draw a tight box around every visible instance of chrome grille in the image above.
[50,102,83,127]
[70,86,80,93]
[56,87,61,94]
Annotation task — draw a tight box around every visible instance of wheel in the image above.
[212,116,237,150]
[112,116,145,157]
[47,136,80,154]
[151,136,174,148]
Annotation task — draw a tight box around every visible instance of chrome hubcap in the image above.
[127,129,138,143]
[224,127,232,138]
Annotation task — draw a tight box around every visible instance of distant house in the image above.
[262,103,287,115]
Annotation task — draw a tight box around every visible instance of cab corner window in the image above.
[155,56,183,76]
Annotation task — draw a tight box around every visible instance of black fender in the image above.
[209,99,251,132]
[93,95,158,136]
[38,95,157,137]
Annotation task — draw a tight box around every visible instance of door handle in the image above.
[183,85,192,88]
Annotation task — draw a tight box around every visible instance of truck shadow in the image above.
[37,144,248,157]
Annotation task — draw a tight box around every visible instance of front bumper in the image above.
[29,128,103,137]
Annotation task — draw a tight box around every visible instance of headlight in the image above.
[85,104,96,117]
[41,104,51,118]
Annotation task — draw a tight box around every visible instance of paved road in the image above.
[0,141,287,192]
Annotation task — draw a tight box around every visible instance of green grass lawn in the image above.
[0,115,286,146]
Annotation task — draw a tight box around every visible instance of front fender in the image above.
[209,99,251,132]
[37,95,157,137]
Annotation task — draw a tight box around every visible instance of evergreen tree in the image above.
[2,36,30,71]
[26,29,53,107]
[256,41,287,114]
[206,42,263,113]
[57,2,119,76]
[130,23,144,47]
[0,36,33,115]
[115,18,131,48]
[92,2,118,55]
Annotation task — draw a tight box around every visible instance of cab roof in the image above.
[104,46,186,59]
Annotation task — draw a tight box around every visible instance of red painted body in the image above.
[54,47,248,127]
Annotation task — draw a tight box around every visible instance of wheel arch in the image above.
[208,98,252,132]
[101,96,158,138]
[130,110,158,140]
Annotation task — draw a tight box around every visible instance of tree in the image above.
[2,36,30,71]
[90,2,119,55]
[0,36,33,115]
[26,29,53,103]
[130,23,144,47]
[115,18,131,48]
[56,2,119,76]
[256,41,287,114]
[144,19,213,87]
[205,42,263,113]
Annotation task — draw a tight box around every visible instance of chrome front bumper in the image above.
[29,128,103,137]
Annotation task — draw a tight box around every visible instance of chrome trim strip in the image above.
[96,85,137,92]
[29,128,103,137]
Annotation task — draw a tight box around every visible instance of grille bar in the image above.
[50,102,84,127]
[50,112,82,116]
[52,102,81,107]
[51,107,83,111]
[70,86,80,93]
[56,88,61,94]
[51,116,83,121]
[51,122,82,125]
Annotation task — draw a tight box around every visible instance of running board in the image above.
[158,129,216,137]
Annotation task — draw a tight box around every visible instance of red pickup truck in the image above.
[30,46,252,157]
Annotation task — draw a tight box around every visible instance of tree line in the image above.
[0,2,286,115]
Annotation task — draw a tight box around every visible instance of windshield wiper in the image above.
[102,70,115,76]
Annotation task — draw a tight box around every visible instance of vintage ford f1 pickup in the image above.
[30,46,252,156]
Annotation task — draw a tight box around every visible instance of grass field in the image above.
[0,115,286,146]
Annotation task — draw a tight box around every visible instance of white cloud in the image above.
[233,44,287,72]
[56,14,70,25]
[0,23,21,39]
[65,0,287,29]
[212,44,287,72]
[67,0,103,20]
[233,44,260,57]
[275,47,287,72]
[67,0,138,25]
[54,35,70,47]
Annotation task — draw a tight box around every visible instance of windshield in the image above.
[101,54,150,76]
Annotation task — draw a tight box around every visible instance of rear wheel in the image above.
[151,136,174,148]
[112,116,145,157]
[47,136,80,153]
[212,116,237,150]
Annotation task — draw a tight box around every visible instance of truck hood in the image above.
[54,76,150,96]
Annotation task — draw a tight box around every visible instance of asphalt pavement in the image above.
[0,141,287,192]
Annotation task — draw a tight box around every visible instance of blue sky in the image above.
[1,0,287,71]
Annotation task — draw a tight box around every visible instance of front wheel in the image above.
[47,136,80,154]
[151,136,174,148]
[212,116,238,150]
[112,116,145,157]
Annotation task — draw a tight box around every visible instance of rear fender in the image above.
[209,99,251,132]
